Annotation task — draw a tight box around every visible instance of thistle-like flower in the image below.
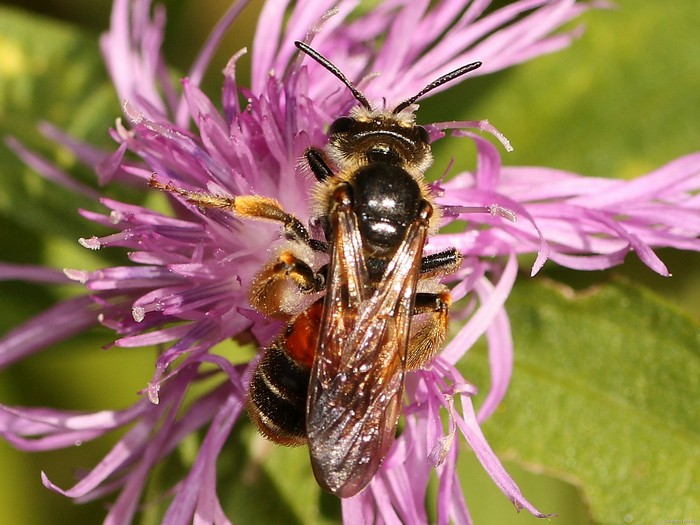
[2,1,700,524]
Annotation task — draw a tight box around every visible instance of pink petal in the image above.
[0,296,99,369]
[0,263,71,284]
[453,398,549,518]
[441,252,517,365]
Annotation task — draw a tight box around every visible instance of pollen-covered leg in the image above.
[149,176,326,251]
[406,290,452,370]
[248,250,326,318]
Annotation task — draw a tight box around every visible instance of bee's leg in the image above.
[402,249,463,369]
[149,176,327,252]
[406,290,452,370]
[248,250,326,318]
[420,248,462,278]
[304,148,334,182]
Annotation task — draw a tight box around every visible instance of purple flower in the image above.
[2,0,700,524]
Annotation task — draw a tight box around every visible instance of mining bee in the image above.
[151,41,482,497]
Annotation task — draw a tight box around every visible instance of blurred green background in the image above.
[1,1,698,524]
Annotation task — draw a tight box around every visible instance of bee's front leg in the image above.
[149,175,327,252]
[304,148,334,182]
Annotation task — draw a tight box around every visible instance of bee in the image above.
[151,41,481,498]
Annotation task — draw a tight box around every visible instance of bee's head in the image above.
[295,41,481,174]
[326,107,432,173]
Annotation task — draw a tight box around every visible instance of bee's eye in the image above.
[415,125,430,144]
[329,117,354,135]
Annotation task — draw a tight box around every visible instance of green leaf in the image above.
[0,6,134,332]
[0,5,117,240]
[0,10,124,523]
[465,279,700,524]
[427,0,700,179]
[219,424,342,525]
[424,0,700,319]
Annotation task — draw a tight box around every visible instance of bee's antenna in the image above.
[295,41,372,111]
[393,61,482,114]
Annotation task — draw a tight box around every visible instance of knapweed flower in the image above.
[2,0,700,524]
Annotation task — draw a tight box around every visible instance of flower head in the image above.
[2,0,700,524]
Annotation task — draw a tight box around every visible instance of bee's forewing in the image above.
[307,199,428,497]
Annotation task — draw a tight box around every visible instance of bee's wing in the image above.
[307,199,428,497]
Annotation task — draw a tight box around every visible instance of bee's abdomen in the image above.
[247,342,310,446]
